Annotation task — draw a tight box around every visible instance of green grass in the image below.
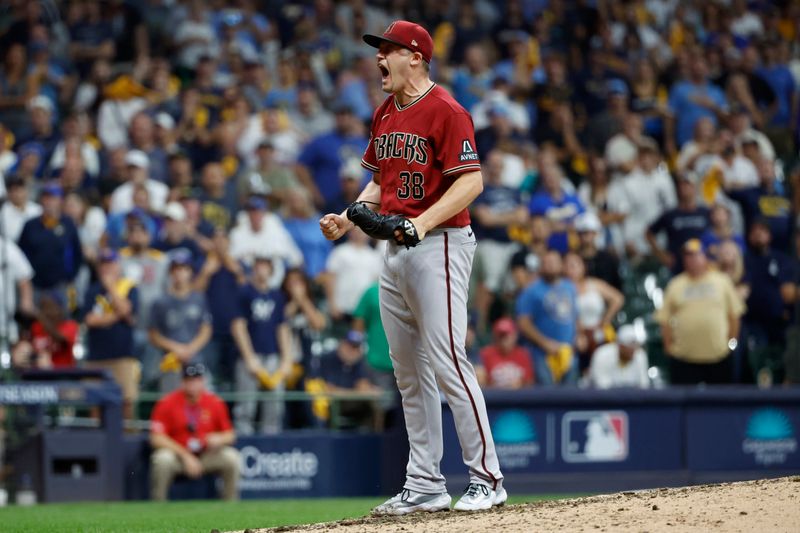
[0,494,568,533]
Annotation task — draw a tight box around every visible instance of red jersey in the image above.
[150,390,233,452]
[30,320,79,369]
[361,84,481,227]
[480,345,535,388]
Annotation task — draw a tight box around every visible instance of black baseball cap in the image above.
[182,362,207,379]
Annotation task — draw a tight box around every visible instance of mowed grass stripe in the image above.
[0,494,569,533]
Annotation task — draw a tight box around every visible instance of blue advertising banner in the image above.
[686,406,800,470]
[441,405,683,475]
[236,433,382,499]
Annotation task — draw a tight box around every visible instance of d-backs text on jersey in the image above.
[373,132,429,165]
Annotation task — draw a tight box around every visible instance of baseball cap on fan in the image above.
[363,21,434,64]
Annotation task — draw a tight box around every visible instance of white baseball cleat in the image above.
[494,487,508,506]
[454,483,501,511]
[371,489,452,516]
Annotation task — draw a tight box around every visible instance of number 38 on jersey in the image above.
[397,171,425,200]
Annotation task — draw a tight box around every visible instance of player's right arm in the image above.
[319,176,381,241]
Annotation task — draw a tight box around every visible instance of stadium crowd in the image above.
[1,0,800,435]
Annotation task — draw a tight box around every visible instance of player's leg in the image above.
[373,257,451,515]
[405,229,504,509]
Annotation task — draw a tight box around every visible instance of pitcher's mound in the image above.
[241,476,800,533]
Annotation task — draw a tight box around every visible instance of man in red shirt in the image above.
[320,21,505,514]
[30,292,79,369]
[149,362,239,500]
[480,318,535,389]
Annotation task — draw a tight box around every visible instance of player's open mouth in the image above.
[379,64,389,80]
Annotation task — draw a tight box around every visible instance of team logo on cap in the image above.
[411,39,418,46]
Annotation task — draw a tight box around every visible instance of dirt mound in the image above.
[235,477,800,533]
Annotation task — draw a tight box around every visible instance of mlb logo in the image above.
[562,411,629,463]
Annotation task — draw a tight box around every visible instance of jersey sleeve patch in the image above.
[458,139,479,162]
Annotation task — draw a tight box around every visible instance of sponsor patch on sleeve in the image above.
[458,139,479,162]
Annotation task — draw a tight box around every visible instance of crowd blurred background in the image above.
[1,0,800,433]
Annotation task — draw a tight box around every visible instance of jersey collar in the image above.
[394,83,436,112]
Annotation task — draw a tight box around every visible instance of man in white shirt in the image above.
[1,176,41,242]
[321,227,383,320]
[614,139,677,256]
[229,196,303,286]
[109,150,169,215]
[589,325,650,389]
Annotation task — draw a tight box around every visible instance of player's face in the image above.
[376,42,412,94]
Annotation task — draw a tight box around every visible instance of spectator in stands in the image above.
[323,157,367,217]
[239,140,299,209]
[197,161,238,230]
[574,212,621,290]
[148,250,213,392]
[0,123,18,175]
[152,202,204,268]
[1,174,40,242]
[19,96,60,167]
[743,219,797,384]
[109,150,168,215]
[228,195,303,281]
[676,117,718,176]
[282,187,332,280]
[17,183,83,299]
[528,159,584,254]
[27,291,78,369]
[564,252,624,372]
[296,102,367,208]
[0,43,37,136]
[105,188,159,250]
[588,324,650,389]
[584,79,630,156]
[700,203,746,261]
[82,249,139,420]
[194,228,246,390]
[230,254,294,435]
[646,175,710,273]
[656,239,744,385]
[617,139,677,258]
[129,113,167,184]
[281,266,326,366]
[509,214,552,291]
[472,150,529,297]
[516,250,579,385]
[577,156,625,234]
[604,111,645,178]
[728,105,775,162]
[289,85,334,141]
[322,227,381,324]
[665,55,728,155]
[311,330,381,429]
[451,44,494,111]
[352,279,393,396]
[479,317,534,390]
[150,362,239,501]
[726,157,792,253]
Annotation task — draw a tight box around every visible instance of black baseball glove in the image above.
[346,201,421,248]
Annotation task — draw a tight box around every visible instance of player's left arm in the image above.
[408,170,483,240]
